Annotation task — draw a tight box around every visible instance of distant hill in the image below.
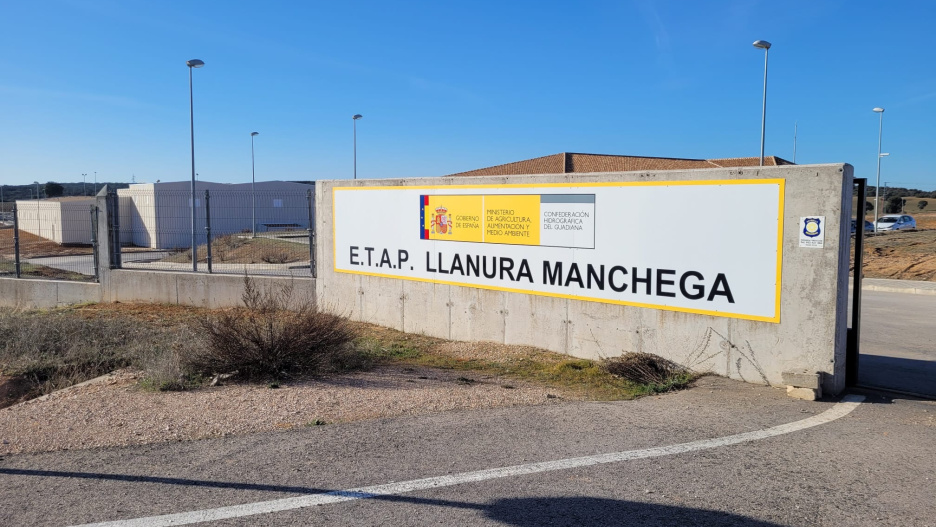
[852,195,935,215]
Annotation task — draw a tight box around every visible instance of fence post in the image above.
[12,204,21,278]
[91,205,100,282]
[307,189,316,278]
[107,188,122,269]
[205,189,212,274]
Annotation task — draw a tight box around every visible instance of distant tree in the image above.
[885,196,903,214]
[919,200,929,210]
[44,181,64,198]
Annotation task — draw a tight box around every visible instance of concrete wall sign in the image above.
[334,179,784,322]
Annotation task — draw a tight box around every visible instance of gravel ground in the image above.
[0,364,577,456]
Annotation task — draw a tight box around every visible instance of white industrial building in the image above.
[13,197,96,244]
[118,181,315,249]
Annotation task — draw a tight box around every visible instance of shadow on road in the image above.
[858,355,936,398]
[0,467,328,494]
[482,496,783,526]
[1,468,785,526]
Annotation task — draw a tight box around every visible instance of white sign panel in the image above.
[333,180,784,323]
[798,216,825,248]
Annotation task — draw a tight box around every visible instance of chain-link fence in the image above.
[116,187,315,277]
[0,200,99,281]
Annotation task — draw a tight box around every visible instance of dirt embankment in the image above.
[0,227,94,258]
[851,213,936,281]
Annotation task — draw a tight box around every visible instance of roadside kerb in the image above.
[860,278,936,296]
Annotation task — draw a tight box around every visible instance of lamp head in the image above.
[873,107,884,113]
[879,153,890,157]
[186,59,205,68]
[352,114,363,120]
[753,40,771,50]
[251,132,259,136]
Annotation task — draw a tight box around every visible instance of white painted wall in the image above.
[14,198,94,244]
[117,181,314,249]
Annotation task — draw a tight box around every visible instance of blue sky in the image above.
[0,0,934,189]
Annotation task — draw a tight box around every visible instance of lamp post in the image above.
[753,40,771,167]
[82,173,87,196]
[93,171,97,195]
[251,131,259,238]
[872,107,885,233]
[352,114,362,180]
[793,121,797,164]
[187,58,205,272]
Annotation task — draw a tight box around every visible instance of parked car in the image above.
[874,214,916,231]
[850,219,874,234]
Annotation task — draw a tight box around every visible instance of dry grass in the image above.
[0,259,95,281]
[900,198,936,214]
[161,236,308,265]
[352,326,663,401]
[1,269,706,410]
[0,307,198,405]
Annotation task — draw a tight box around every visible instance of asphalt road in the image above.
[1,377,934,527]
[854,289,936,397]
[23,252,173,276]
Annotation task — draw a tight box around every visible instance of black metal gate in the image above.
[846,178,866,387]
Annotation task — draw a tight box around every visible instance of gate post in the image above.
[91,204,100,282]
[307,189,316,278]
[106,188,122,269]
[204,189,212,274]
[12,204,21,278]
[846,178,867,387]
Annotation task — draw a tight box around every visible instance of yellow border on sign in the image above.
[331,179,785,323]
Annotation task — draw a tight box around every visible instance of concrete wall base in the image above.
[0,278,102,309]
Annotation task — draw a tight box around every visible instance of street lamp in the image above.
[82,173,87,196]
[753,40,772,167]
[94,171,97,195]
[251,131,259,238]
[872,107,885,233]
[793,121,797,164]
[187,58,205,272]
[352,114,363,180]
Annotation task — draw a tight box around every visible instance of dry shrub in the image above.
[0,308,200,397]
[259,245,292,264]
[601,352,695,393]
[213,234,249,262]
[189,276,359,379]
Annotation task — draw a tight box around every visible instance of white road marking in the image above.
[73,395,864,527]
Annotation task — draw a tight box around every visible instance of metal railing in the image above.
[116,188,315,277]
[0,202,99,282]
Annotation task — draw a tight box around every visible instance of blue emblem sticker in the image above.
[803,217,821,238]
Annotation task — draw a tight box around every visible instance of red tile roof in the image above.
[446,153,793,177]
